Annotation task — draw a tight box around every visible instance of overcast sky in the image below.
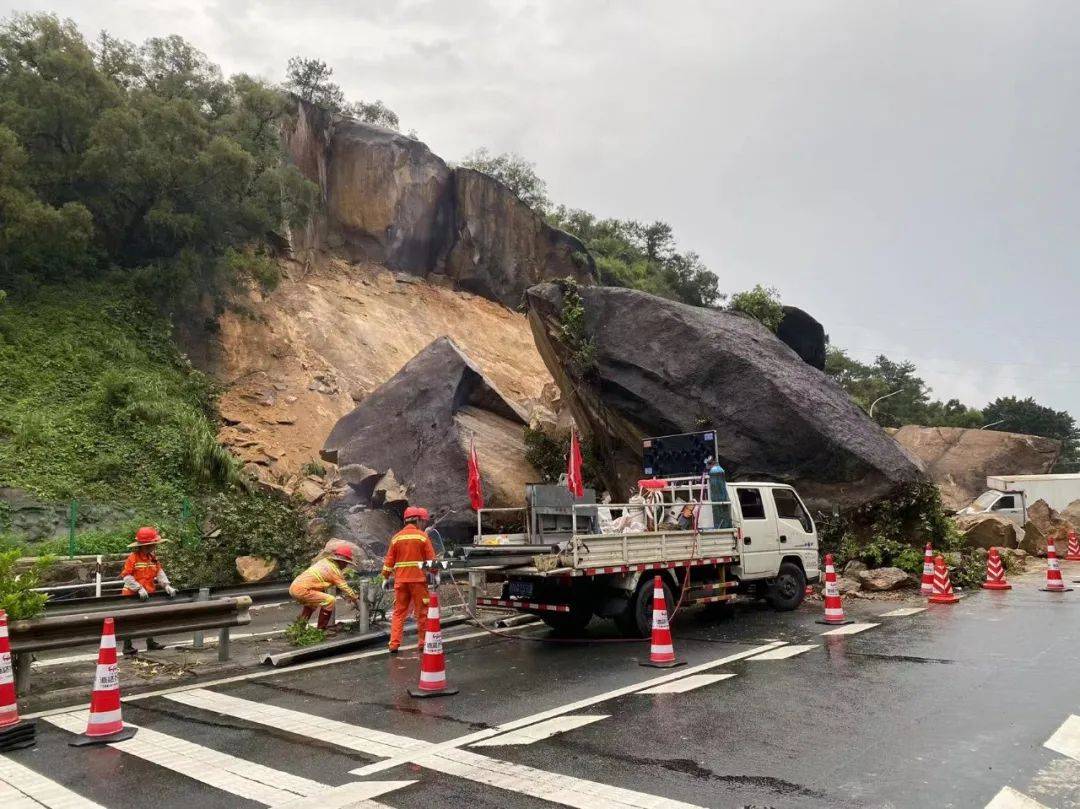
[5,0,1078,416]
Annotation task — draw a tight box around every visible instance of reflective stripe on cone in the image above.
[816,554,853,625]
[1041,539,1073,593]
[69,617,137,746]
[639,575,686,668]
[981,547,1012,591]
[928,555,960,604]
[920,543,935,596]
[0,611,20,729]
[408,593,458,698]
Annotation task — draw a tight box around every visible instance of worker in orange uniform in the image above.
[379,506,436,653]
[120,526,177,656]
[289,545,360,630]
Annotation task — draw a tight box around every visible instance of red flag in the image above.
[467,438,484,511]
[567,429,584,499]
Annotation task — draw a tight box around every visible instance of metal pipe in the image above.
[358,580,370,634]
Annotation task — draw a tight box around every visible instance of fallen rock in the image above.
[891,426,1060,511]
[1026,499,1071,548]
[1060,499,1080,530]
[525,283,923,510]
[954,513,1023,549]
[298,479,325,504]
[843,560,868,576]
[322,337,537,540]
[776,306,827,370]
[444,167,595,307]
[857,567,915,591]
[235,556,278,583]
[836,577,862,595]
[998,547,1028,571]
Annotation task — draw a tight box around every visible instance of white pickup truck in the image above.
[463,474,820,637]
[958,474,1080,525]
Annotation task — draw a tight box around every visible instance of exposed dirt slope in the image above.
[212,257,552,490]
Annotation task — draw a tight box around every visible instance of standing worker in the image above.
[289,545,360,630]
[379,506,436,654]
[120,526,177,656]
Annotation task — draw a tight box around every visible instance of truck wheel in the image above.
[540,604,592,635]
[618,577,676,638]
[767,562,806,611]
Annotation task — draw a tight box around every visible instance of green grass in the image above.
[0,281,315,585]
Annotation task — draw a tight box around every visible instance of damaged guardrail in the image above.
[9,596,252,694]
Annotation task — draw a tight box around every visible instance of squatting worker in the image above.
[120,526,177,656]
[289,544,360,630]
[379,506,436,653]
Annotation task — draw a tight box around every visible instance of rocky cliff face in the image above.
[890,425,1060,511]
[526,282,923,512]
[282,100,594,307]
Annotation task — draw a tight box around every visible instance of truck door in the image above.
[990,493,1025,525]
[771,486,816,552]
[734,486,781,576]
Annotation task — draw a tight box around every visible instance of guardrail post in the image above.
[217,627,230,662]
[67,499,78,559]
[95,554,103,598]
[13,652,31,696]
[468,571,483,614]
[191,587,210,649]
[358,580,370,633]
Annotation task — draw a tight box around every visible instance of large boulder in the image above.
[525,283,923,510]
[953,513,1023,549]
[776,306,827,370]
[321,337,537,541]
[857,567,915,591]
[890,426,1061,511]
[1060,499,1080,529]
[441,167,595,307]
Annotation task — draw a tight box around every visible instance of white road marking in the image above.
[45,711,362,806]
[638,673,736,694]
[746,644,817,661]
[165,688,705,808]
[878,607,926,618]
[0,755,106,808]
[22,624,540,719]
[985,786,1051,808]
[351,640,786,777]
[470,714,609,746]
[1044,714,1080,762]
[820,622,879,636]
[270,781,416,809]
[32,629,289,668]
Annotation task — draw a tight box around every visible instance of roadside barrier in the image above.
[69,618,137,746]
[928,556,960,604]
[981,548,1012,591]
[816,554,853,625]
[920,543,935,596]
[1040,539,1072,593]
[1065,530,1080,562]
[639,575,685,669]
[0,610,34,752]
[408,593,459,698]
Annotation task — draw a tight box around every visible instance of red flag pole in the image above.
[467,437,484,511]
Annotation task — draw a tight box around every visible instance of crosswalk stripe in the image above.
[878,607,926,618]
[165,688,704,809]
[269,782,416,809]
[820,622,879,636]
[0,754,106,808]
[1044,714,1080,762]
[746,644,817,660]
[638,673,736,694]
[471,715,609,746]
[46,711,329,805]
[985,786,1050,808]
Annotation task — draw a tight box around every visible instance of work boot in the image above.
[316,608,334,631]
[145,638,166,651]
[388,646,399,655]
[122,640,137,657]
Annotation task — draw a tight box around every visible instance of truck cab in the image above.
[959,489,1026,525]
[729,482,820,582]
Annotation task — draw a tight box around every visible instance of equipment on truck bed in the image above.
[642,430,718,478]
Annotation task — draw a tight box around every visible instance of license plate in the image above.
[508,581,534,599]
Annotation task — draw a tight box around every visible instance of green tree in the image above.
[728,284,784,332]
[345,99,399,130]
[983,396,1079,472]
[283,56,344,108]
[462,148,550,212]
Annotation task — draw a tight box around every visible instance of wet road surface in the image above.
[5,567,1080,808]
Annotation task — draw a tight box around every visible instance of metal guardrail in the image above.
[42,581,290,615]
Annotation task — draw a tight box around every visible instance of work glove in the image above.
[165,585,177,598]
[137,587,149,601]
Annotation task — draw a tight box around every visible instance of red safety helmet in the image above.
[129,526,165,548]
[329,545,354,564]
[403,506,430,521]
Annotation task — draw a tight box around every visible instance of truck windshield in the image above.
[972,491,1000,510]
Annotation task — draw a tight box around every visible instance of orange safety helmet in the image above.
[403,506,429,522]
[329,545,354,564]
[129,526,165,549]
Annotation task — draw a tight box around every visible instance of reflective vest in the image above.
[382,526,435,583]
[121,551,162,596]
[291,558,357,600]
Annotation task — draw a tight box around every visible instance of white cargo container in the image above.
[958,474,1080,524]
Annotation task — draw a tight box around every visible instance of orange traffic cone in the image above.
[69,618,137,746]
[639,575,686,668]
[816,554,853,625]
[928,555,960,604]
[920,543,935,596]
[408,593,459,698]
[0,610,35,752]
[1040,538,1072,593]
[1065,530,1080,562]
[981,547,1012,591]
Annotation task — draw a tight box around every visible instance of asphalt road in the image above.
[5,566,1080,809]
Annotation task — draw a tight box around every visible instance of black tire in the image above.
[767,561,807,611]
[540,603,592,635]
[617,576,676,637]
